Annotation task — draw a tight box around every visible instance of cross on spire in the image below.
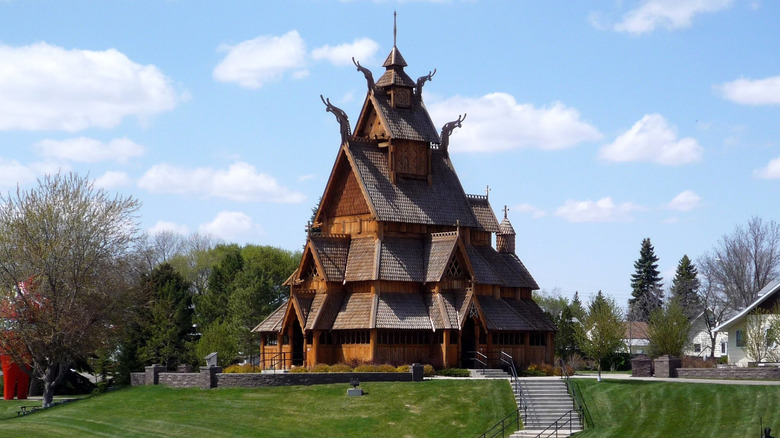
[503,205,509,219]
[484,185,491,199]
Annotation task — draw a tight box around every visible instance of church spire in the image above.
[496,205,516,254]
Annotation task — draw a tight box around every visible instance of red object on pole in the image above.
[1,354,30,400]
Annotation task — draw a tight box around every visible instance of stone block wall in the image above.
[130,373,145,386]
[677,367,780,380]
[654,355,681,378]
[217,371,414,388]
[631,357,653,377]
[159,372,201,388]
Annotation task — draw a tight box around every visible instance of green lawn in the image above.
[0,380,516,437]
[572,379,780,437]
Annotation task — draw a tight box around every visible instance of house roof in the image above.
[477,296,535,331]
[624,321,650,340]
[309,235,350,282]
[503,298,557,332]
[716,280,780,332]
[332,292,375,330]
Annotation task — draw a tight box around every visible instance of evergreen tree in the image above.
[137,263,195,370]
[194,245,244,329]
[554,305,583,361]
[628,238,664,322]
[570,291,586,322]
[669,255,701,320]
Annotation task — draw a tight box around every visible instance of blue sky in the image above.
[1,0,779,309]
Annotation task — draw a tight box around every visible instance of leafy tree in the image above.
[743,306,780,363]
[628,238,664,322]
[670,255,701,320]
[579,292,624,382]
[699,217,780,310]
[647,300,691,358]
[137,263,194,370]
[533,288,569,319]
[0,173,140,407]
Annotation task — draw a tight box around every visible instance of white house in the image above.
[623,321,650,355]
[685,312,728,359]
[715,280,780,367]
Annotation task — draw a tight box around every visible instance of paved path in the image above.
[572,373,780,385]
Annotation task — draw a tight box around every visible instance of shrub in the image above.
[354,364,380,373]
[719,355,728,365]
[289,366,308,373]
[436,368,471,377]
[377,364,397,373]
[423,364,435,377]
[525,363,556,376]
[310,363,330,373]
[329,363,352,373]
[396,365,411,373]
[223,364,256,374]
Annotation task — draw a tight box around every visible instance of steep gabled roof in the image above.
[503,299,557,332]
[345,237,379,281]
[423,232,459,283]
[309,235,350,282]
[369,92,439,142]
[467,195,500,233]
[332,292,375,329]
[346,141,478,227]
[251,300,288,333]
[476,296,535,331]
[379,237,425,282]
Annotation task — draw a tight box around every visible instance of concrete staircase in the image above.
[510,378,582,438]
[469,368,512,379]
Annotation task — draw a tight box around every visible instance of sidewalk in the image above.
[571,373,780,385]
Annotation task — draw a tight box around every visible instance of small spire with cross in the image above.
[503,205,509,219]
[484,185,491,200]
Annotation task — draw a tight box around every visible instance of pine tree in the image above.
[628,238,664,322]
[669,255,701,319]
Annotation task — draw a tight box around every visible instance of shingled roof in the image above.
[332,292,374,330]
[503,299,556,332]
[476,296,535,331]
[251,301,288,333]
[467,195,500,233]
[310,235,350,282]
[423,232,459,283]
[369,93,439,142]
[380,237,425,282]
[375,292,432,329]
[347,141,478,227]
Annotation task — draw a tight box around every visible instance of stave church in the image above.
[252,34,555,370]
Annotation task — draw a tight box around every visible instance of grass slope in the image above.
[0,380,515,437]
[573,379,780,438]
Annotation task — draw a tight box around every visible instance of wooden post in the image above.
[370,329,377,363]
[310,330,320,366]
[442,330,450,368]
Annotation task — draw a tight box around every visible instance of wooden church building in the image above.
[253,40,555,370]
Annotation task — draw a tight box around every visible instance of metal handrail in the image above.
[559,358,593,428]
[267,352,286,372]
[470,351,488,373]
[477,408,521,438]
[533,410,577,438]
[499,351,527,425]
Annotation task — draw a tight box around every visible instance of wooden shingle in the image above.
[375,293,431,330]
[332,292,374,330]
[251,301,288,333]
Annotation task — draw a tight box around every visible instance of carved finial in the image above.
[439,113,467,153]
[394,11,397,47]
[485,185,491,200]
[352,57,376,92]
[503,205,509,219]
[320,95,351,144]
[416,69,436,98]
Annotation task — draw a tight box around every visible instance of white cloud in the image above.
[34,137,145,163]
[667,190,701,211]
[198,211,263,243]
[555,197,641,223]
[213,31,308,89]
[614,0,733,35]
[716,76,780,105]
[512,203,547,219]
[311,38,380,66]
[137,161,306,203]
[148,220,190,236]
[599,114,703,165]
[94,171,132,189]
[0,42,178,131]
[427,93,602,152]
[754,156,780,179]
[0,158,69,188]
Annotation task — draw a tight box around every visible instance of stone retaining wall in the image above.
[132,364,422,389]
[217,371,414,388]
[159,372,201,388]
[677,367,780,380]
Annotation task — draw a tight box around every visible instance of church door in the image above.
[460,318,476,368]
[292,319,304,366]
